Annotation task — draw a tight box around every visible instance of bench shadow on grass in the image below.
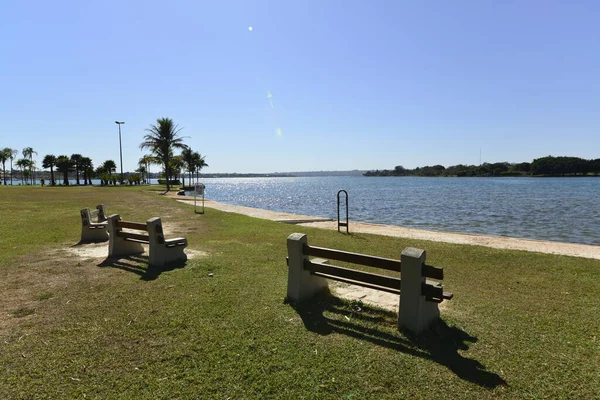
[97,254,186,281]
[290,293,507,389]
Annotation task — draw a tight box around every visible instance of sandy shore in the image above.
[167,193,600,260]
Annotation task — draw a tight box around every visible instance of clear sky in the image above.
[1,1,599,174]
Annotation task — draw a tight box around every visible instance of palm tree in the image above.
[22,147,37,185]
[16,158,31,184]
[9,149,18,185]
[70,154,83,185]
[42,154,57,185]
[140,118,187,191]
[136,164,147,183]
[0,148,12,185]
[102,160,117,176]
[80,157,94,185]
[192,152,208,182]
[138,154,156,184]
[55,155,73,185]
[181,147,195,185]
[171,154,185,186]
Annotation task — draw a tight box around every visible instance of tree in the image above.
[70,154,83,185]
[192,152,208,181]
[15,158,31,183]
[22,147,37,185]
[42,154,57,185]
[181,147,195,185]
[0,148,13,185]
[170,154,185,186]
[102,160,117,175]
[8,149,18,185]
[80,157,94,185]
[138,154,156,184]
[140,118,187,191]
[55,155,73,185]
[136,164,147,183]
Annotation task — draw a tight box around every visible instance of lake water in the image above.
[197,176,600,246]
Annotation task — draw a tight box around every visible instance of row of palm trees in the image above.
[0,147,38,185]
[1,118,207,190]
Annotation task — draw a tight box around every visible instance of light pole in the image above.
[115,121,125,183]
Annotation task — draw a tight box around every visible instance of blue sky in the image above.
[1,1,599,173]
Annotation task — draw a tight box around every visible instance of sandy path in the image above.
[165,193,600,260]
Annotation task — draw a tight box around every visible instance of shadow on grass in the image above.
[97,254,186,281]
[290,293,506,389]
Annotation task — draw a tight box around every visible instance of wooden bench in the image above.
[286,233,453,334]
[107,214,188,267]
[80,205,109,242]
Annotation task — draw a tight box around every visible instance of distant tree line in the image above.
[1,118,208,189]
[364,156,600,177]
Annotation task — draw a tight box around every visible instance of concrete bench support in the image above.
[147,217,188,267]
[94,204,107,223]
[398,247,440,333]
[80,207,108,243]
[107,214,145,257]
[286,233,329,303]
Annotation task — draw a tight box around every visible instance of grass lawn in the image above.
[0,185,598,399]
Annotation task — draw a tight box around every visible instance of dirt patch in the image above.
[66,243,208,260]
[330,281,449,313]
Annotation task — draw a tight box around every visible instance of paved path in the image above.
[168,194,600,260]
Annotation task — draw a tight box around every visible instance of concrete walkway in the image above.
[169,194,600,260]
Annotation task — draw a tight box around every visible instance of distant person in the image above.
[40,178,45,186]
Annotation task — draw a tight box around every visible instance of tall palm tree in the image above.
[70,154,83,185]
[80,157,94,185]
[138,154,156,184]
[42,154,57,185]
[192,152,208,182]
[181,147,195,185]
[55,155,73,185]
[0,148,11,185]
[140,118,187,191]
[136,164,147,183]
[22,147,37,185]
[16,158,31,184]
[9,149,18,185]
[171,154,185,186]
[101,160,117,176]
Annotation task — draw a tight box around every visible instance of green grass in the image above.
[0,185,599,399]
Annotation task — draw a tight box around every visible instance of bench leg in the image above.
[109,237,144,258]
[286,233,328,303]
[398,247,440,334]
[149,243,187,267]
[80,224,109,243]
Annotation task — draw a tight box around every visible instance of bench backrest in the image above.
[80,208,93,226]
[81,205,107,225]
[299,243,449,302]
[108,215,168,246]
[112,217,150,243]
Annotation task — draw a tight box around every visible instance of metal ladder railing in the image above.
[337,190,349,233]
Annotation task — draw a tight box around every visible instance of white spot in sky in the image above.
[248,26,253,31]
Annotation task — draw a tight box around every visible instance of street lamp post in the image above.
[115,121,125,183]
